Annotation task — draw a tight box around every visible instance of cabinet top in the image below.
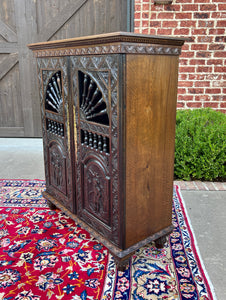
[28,31,185,57]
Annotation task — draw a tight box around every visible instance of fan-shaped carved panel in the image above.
[82,157,110,226]
[79,71,109,125]
[45,71,63,113]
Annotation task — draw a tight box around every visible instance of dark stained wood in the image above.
[28,31,185,51]
[125,54,180,248]
[29,32,184,269]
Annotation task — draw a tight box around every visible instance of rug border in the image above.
[175,185,217,300]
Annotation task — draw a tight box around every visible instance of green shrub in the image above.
[174,108,226,181]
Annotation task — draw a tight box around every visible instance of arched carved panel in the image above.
[82,157,110,226]
[48,141,67,195]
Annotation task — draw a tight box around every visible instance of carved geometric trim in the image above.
[34,43,181,57]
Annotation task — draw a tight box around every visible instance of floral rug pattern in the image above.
[0,180,215,300]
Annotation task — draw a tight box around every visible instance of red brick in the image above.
[198,20,214,27]
[157,28,173,35]
[134,28,140,34]
[180,59,189,66]
[182,4,199,11]
[134,12,141,19]
[211,12,226,19]
[178,74,188,80]
[194,81,210,87]
[180,20,197,27]
[213,95,226,101]
[187,102,203,108]
[195,95,211,101]
[206,74,222,80]
[217,20,226,27]
[178,95,193,101]
[149,29,157,35]
[142,12,149,18]
[196,51,211,58]
[174,28,190,35]
[179,66,196,73]
[200,4,217,11]
[142,20,149,27]
[149,21,162,27]
[177,88,187,94]
[215,36,226,43]
[157,12,174,19]
[162,21,178,27]
[165,4,181,11]
[214,66,226,72]
[205,88,221,94]
[220,102,226,108]
[212,81,225,87]
[196,66,212,72]
[142,4,149,10]
[188,88,204,94]
[191,28,207,35]
[191,44,208,50]
[177,102,185,108]
[189,74,205,80]
[194,0,210,3]
[190,59,206,65]
[209,44,225,50]
[180,51,195,58]
[218,4,226,10]
[194,12,210,19]
[197,36,213,43]
[214,52,226,58]
[204,102,219,108]
[134,21,141,28]
[142,28,149,34]
[207,59,223,65]
[178,81,193,87]
[175,13,192,19]
[209,29,225,35]
[135,4,141,11]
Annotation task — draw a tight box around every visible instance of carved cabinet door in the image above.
[37,57,74,213]
[71,54,122,246]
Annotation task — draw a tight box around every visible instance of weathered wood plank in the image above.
[38,0,88,42]
[0,42,18,53]
[0,127,24,137]
[0,19,17,42]
[14,0,40,137]
[0,53,18,80]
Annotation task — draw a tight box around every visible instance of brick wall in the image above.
[134,0,226,112]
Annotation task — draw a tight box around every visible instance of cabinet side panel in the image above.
[125,54,179,248]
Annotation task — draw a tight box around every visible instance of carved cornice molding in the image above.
[34,43,181,57]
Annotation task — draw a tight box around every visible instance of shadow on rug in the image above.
[0,179,216,300]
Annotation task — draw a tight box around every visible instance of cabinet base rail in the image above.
[43,191,173,271]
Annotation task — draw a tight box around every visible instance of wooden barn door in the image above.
[0,0,133,137]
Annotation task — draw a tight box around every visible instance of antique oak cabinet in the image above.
[28,32,184,269]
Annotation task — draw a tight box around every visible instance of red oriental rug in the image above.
[0,179,216,300]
